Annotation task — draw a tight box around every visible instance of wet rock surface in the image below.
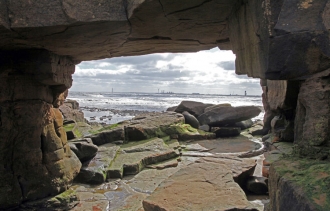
[143,162,255,211]
[74,144,120,184]
[62,123,266,210]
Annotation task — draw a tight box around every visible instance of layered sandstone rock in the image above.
[0,51,80,209]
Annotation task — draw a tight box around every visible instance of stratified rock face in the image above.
[0,0,236,61]
[230,0,330,79]
[0,51,80,209]
[294,73,330,159]
[198,106,261,127]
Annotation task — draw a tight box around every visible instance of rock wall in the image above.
[0,50,81,209]
[0,0,330,209]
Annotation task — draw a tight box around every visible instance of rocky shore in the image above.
[9,98,294,211]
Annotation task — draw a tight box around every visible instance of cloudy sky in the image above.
[71,47,262,95]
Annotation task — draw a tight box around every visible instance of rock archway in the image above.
[1,0,330,209]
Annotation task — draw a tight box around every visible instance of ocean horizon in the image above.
[68,91,263,124]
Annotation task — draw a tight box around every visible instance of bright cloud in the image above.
[71,47,261,95]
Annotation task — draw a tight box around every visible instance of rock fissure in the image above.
[165,0,214,17]
[158,0,167,17]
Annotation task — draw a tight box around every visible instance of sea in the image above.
[68,92,264,125]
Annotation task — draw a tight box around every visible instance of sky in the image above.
[71,47,262,95]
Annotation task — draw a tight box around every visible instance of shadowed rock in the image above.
[198,106,262,127]
[182,111,200,129]
[235,119,254,130]
[246,176,268,195]
[69,138,98,162]
[213,127,241,137]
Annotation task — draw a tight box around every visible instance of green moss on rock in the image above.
[272,158,330,210]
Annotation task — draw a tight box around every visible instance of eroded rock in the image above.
[198,106,261,127]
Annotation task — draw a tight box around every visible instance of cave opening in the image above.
[67,47,263,125]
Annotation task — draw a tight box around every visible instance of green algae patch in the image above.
[274,158,330,210]
[63,123,75,132]
[89,123,120,134]
[73,128,82,138]
[21,189,79,210]
[164,123,199,135]
[51,189,77,204]
[108,138,179,178]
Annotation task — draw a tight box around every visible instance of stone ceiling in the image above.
[0,0,237,62]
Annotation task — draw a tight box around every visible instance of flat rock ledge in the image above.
[143,162,257,211]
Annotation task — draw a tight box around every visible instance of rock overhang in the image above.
[1,0,330,80]
[0,0,235,61]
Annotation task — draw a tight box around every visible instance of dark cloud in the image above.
[217,61,235,70]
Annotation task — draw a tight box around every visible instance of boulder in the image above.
[166,106,177,111]
[213,127,241,137]
[59,100,85,123]
[182,111,200,129]
[69,138,98,162]
[74,144,120,184]
[204,103,232,113]
[198,106,262,127]
[174,101,213,117]
[143,162,255,211]
[246,176,268,195]
[124,112,184,141]
[235,119,254,130]
[198,124,210,132]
